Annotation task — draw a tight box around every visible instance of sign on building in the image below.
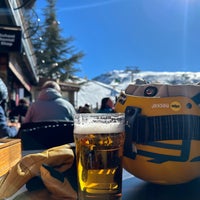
[0,26,22,53]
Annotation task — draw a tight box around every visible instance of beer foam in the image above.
[74,113,125,134]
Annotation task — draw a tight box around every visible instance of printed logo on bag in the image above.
[152,103,169,109]
[170,101,181,111]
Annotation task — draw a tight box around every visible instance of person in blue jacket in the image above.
[0,79,19,138]
[97,97,115,113]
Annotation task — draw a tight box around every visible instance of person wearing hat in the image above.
[0,79,20,138]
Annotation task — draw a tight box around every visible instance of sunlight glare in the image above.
[183,0,196,4]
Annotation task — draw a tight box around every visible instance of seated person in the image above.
[9,98,29,123]
[0,79,20,138]
[20,81,76,149]
[97,97,115,113]
[23,81,76,123]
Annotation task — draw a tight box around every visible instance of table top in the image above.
[122,170,200,200]
[6,169,200,200]
[4,148,200,200]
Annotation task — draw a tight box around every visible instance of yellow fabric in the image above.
[0,144,74,199]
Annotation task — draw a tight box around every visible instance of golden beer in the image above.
[74,113,125,200]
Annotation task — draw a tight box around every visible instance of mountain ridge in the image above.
[76,70,200,109]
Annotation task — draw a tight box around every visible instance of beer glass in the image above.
[74,113,125,200]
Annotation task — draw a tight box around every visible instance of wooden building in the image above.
[0,0,38,104]
[0,0,80,107]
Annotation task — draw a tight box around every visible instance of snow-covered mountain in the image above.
[93,70,200,90]
[76,70,200,110]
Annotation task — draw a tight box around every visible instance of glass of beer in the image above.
[74,113,125,200]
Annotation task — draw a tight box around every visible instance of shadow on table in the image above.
[122,176,200,200]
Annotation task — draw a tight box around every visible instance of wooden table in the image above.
[4,151,200,200]
[6,169,200,200]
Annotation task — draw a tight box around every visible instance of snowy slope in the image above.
[77,80,119,110]
[75,70,200,109]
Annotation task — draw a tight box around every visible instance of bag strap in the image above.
[125,106,200,144]
[124,106,141,159]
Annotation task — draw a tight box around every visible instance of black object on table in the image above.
[17,121,74,150]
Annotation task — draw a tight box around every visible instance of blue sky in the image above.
[36,0,200,79]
